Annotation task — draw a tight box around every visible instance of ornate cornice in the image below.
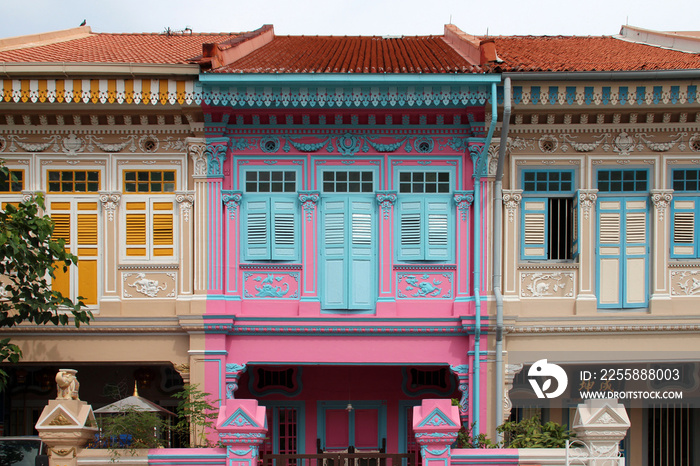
[175,191,195,223]
[376,191,397,219]
[507,323,700,334]
[99,192,121,221]
[453,191,474,221]
[578,189,598,220]
[187,137,207,178]
[222,190,243,219]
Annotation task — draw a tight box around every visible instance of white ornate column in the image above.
[187,137,208,295]
[503,363,523,423]
[502,190,522,299]
[176,191,195,295]
[650,189,673,309]
[576,189,598,314]
[99,192,121,301]
[572,399,630,466]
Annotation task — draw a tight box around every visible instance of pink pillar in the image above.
[376,191,397,316]
[217,399,268,466]
[413,399,461,466]
[299,191,321,314]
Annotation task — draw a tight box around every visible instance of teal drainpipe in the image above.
[472,81,499,439]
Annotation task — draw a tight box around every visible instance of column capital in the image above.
[651,189,674,221]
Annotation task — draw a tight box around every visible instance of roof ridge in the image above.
[0,25,92,53]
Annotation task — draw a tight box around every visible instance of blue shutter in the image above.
[397,199,424,261]
[597,199,623,308]
[271,198,299,260]
[521,198,548,260]
[425,199,451,261]
[348,199,374,309]
[671,198,697,258]
[622,199,648,308]
[244,198,271,260]
[321,199,347,309]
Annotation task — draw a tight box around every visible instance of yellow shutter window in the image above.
[153,213,173,256]
[126,213,147,256]
[77,214,98,245]
[51,213,71,244]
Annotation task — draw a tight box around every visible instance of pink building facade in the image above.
[196,68,500,454]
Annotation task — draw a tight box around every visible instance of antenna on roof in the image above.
[162,26,193,36]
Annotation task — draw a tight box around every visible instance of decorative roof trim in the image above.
[0,63,199,76]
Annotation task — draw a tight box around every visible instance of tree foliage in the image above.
[0,166,91,384]
[497,415,574,448]
[172,384,220,447]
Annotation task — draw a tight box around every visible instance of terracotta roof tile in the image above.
[483,35,700,72]
[213,35,480,73]
[0,32,242,64]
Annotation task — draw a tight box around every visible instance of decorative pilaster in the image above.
[454,191,474,306]
[576,189,599,313]
[175,191,195,295]
[225,363,247,399]
[99,192,121,299]
[502,190,522,299]
[205,138,229,294]
[450,365,469,425]
[376,191,397,310]
[188,137,208,294]
[651,189,674,305]
[222,191,243,296]
[299,191,321,312]
[503,363,523,423]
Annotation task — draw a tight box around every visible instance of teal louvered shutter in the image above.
[244,198,271,260]
[671,198,697,258]
[622,198,648,308]
[425,199,451,260]
[321,199,348,309]
[597,199,622,308]
[397,199,424,260]
[271,198,298,260]
[348,199,374,309]
[521,198,548,260]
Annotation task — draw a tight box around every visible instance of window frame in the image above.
[119,165,179,263]
[46,169,101,194]
[519,169,577,262]
[670,168,700,259]
[393,167,455,262]
[240,166,302,262]
[0,168,25,193]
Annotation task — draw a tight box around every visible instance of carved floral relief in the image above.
[243,272,299,299]
[397,272,454,299]
[122,272,176,299]
[520,272,574,298]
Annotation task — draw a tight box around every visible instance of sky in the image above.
[1,0,699,39]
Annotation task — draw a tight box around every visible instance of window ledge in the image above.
[118,263,179,270]
[394,264,457,270]
[668,260,700,268]
[517,262,579,270]
[239,263,303,270]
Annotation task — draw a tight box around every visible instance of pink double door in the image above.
[323,404,384,451]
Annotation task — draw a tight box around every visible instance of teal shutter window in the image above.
[397,199,423,260]
[243,197,299,261]
[271,199,298,260]
[425,199,450,260]
[349,200,374,309]
[397,198,452,261]
[321,199,348,309]
[320,197,375,310]
[244,198,271,260]
[521,198,548,260]
[671,198,698,258]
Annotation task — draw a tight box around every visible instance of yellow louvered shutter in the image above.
[52,213,71,244]
[50,206,72,298]
[125,201,147,257]
[152,201,173,257]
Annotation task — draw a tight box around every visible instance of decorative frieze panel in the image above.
[243,272,300,299]
[670,270,700,296]
[397,272,454,299]
[520,271,575,298]
[507,131,693,155]
[0,133,187,155]
[122,272,177,299]
[228,134,482,157]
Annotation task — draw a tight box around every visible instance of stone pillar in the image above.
[449,365,469,426]
[572,399,630,466]
[501,190,522,300]
[35,370,98,466]
[188,137,209,296]
[298,191,321,315]
[502,363,523,423]
[575,189,598,314]
[217,399,268,466]
[453,191,474,314]
[413,399,460,466]
[650,189,673,310]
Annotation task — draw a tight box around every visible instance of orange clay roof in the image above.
[484,35,700,72]
[212,35,481,73]
[0,32,242,64]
